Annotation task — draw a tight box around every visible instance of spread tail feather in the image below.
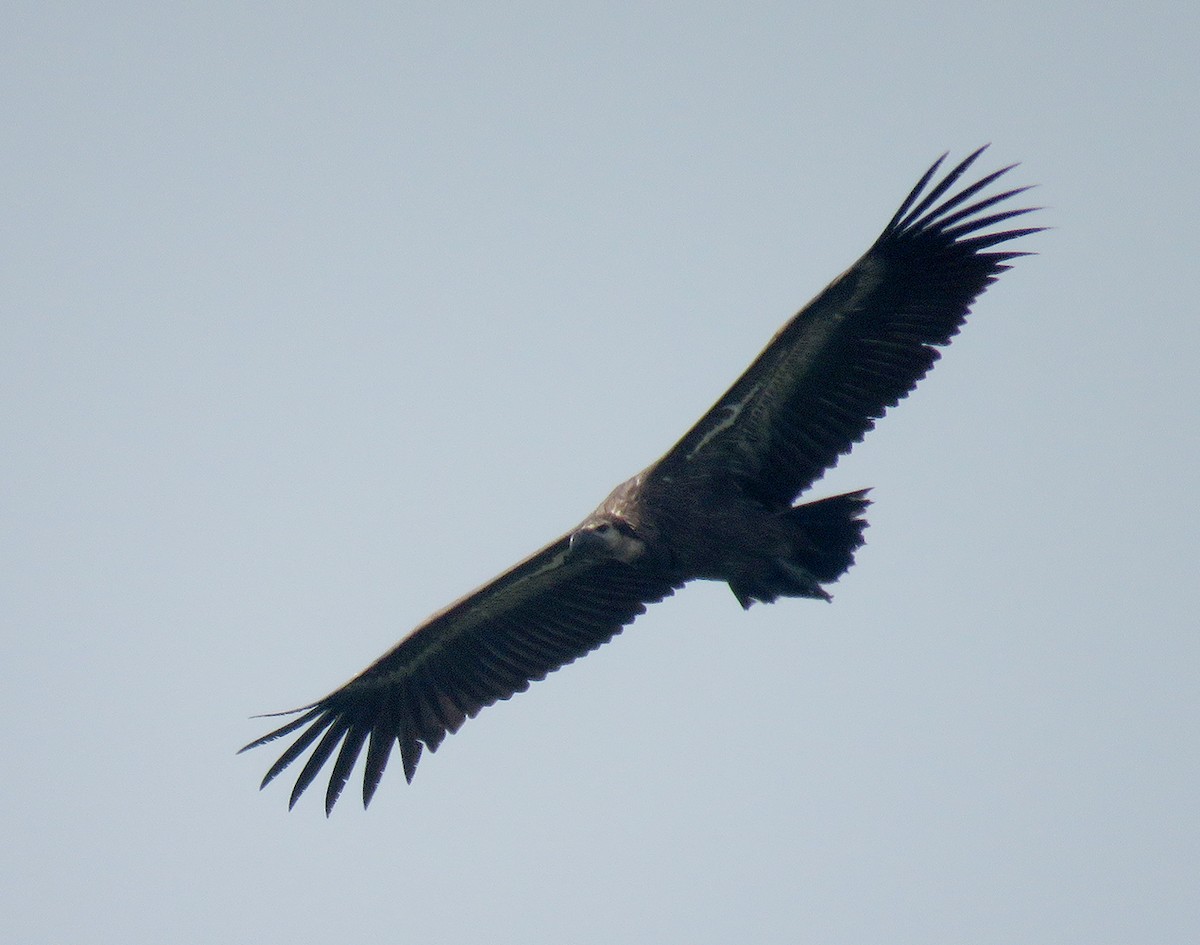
[730,489,871,608]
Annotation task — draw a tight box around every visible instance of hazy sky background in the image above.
[4,3,1197,943]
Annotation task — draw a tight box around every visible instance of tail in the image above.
[730,489,871,608]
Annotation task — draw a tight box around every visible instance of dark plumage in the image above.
[242,147,1041,812]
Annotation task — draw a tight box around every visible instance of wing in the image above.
[657,147,1042,506]
[241,533,680,813]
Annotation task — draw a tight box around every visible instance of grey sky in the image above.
[4,3,1197,943]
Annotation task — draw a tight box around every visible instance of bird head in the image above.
[569,517,647,564]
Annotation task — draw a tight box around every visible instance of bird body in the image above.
[242,147,1041,812]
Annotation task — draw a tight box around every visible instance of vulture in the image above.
[242,147,1041,812]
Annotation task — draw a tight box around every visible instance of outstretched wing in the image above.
[658,147,1042,506]
[242,535,680,813]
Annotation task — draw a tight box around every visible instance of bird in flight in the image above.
[242,147,1040,813]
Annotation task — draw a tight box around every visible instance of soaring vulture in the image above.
[243,147,1040,812]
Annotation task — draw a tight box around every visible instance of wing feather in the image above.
[361,710,398,809]
[325,720,370,813]
[241,533,680,811]
[659,147,1042,504]
[289,720,348,811]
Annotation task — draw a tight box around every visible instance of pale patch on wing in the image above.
[732,256,889,452]
[521,546,570,581]
[404,539,576,648]
[446,544,578,632]
[842,254,886,313]
[685,383,762,460]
